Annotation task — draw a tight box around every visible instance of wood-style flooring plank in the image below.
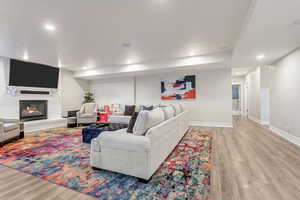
[0,117,299,199]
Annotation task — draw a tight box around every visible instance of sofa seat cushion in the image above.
[109,115,131,124]
[3,123,18,132]
[79,113,95,118]
[133,108,165,136]
[99,129,151,152]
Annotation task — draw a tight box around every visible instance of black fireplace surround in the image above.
[19,100,48,122]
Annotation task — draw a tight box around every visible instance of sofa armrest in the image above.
[95,129,151,152]
[0,122,4,133]
[2,119,19,124]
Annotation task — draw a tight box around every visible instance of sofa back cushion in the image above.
[171,103,182,115]
[179,102,188,111]
[162,106,175,120]
[84,103,96,114]
[133,108,165,135]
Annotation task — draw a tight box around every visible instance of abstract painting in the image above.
[161,75,196,100]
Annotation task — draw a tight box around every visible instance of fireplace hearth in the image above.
[19,100,48,122]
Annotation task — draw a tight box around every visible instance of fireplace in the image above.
[19,100,48,122]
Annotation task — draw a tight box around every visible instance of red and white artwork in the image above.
[161,75,196,100]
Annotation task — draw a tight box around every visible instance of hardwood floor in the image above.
[209,116,300,200]
[0,116,299,200]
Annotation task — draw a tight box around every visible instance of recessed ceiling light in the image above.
[44,23,56,32]
[82,66,88,70]
[256,54,265,60]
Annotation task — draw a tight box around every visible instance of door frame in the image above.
[231,80,246,116]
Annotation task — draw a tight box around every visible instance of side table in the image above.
[19,122,24,139]
[67,117,77,128]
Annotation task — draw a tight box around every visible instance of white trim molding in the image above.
[260,120,270,126]
[189,121,233,128]
[248,115,261,124]
[232,111,241,116]
[248,115,270,126]
[269,125,300,147]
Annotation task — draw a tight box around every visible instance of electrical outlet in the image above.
[285,124,290,133]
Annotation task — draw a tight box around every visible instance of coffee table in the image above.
[82,123,128,144]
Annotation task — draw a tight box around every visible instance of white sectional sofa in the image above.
[91,103,189,180]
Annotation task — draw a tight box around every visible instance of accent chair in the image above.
[77,103,98,126]
[0,118,20,143]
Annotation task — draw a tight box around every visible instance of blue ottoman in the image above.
[82,123,128,144]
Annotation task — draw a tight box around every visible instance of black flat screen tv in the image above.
[9,59,59,89]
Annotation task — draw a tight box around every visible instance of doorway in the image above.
[232,84,241,115]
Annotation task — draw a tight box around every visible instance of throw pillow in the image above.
[133,108,165,135]
[142,105,154,111]
[124,105,136,116]
[127,112,139,133]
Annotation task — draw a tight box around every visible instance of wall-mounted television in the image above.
[9,59,60,89]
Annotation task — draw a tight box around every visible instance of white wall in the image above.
[269,48,300,139]
[136,68,232,127]
[89,68,232,127]
[90,77,135,107]
[60,70,90,116]
[245,67,261,122]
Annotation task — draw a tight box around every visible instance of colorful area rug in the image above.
[0,127,212,200]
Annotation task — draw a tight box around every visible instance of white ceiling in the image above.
[0,0,250,71]
[232,0,300,67]
[1,0,299,79]
[231,67,255,77]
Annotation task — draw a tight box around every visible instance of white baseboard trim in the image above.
[248,115,261,124]
[248,115,270,126]
[269,125,300,147]
[189,121,233,128]
[232,111,241,116]
[260,120,270,126]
